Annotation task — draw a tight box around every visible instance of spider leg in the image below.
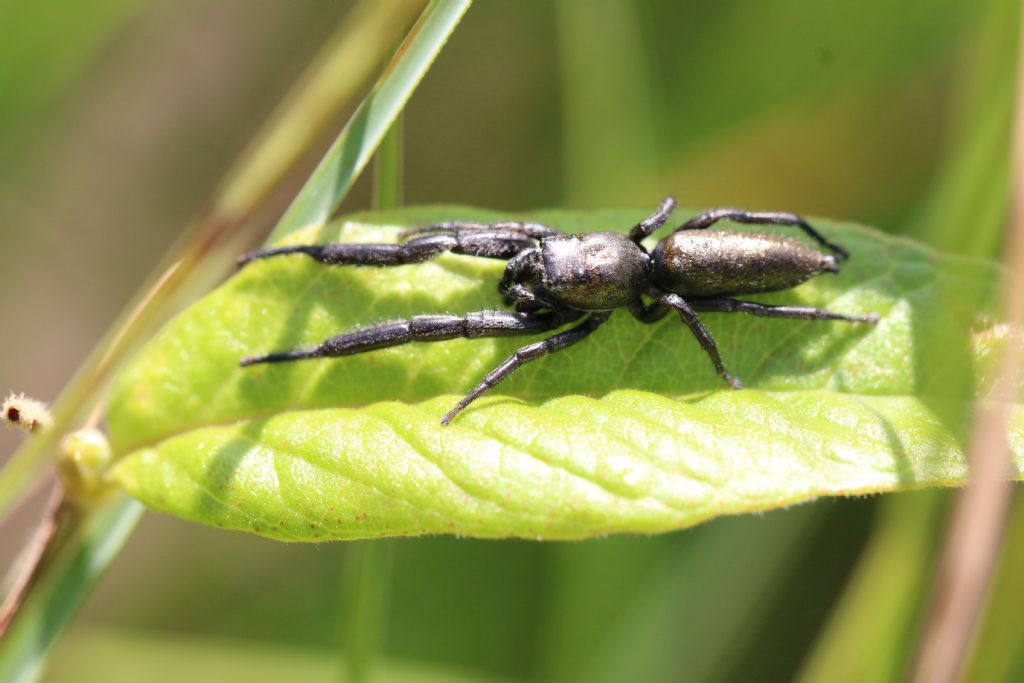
[657,293,742,389]
[629,196,677,244]
[627,294,670,323]
[691,297,879,324]
[401,220,562,240]
[440,312,611,425]
[238,231,536,268]
[240,308,584,366]
[676,208,849,261]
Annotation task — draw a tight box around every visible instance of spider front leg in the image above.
[237,230,538,268]
[240,308,583,366]
[241,307,591,425]
[401,220,563,240]
[676,208,849,260]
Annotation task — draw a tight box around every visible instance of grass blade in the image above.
[800,3,1019,679]
[340,119,403,683]
[0,494,143,683]
[0,0,428,523]
[912,0,1018,257]
[268,0,472,242]
[796,493,945,683]
[0,3,470,681]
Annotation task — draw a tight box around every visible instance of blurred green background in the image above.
[0,0,1019,681]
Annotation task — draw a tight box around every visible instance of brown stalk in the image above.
[909,11,1024,682]
[0,0,426,525]
[0,0,426,642]
[0,487,72,638]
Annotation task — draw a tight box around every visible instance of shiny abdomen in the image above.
[651,231,837,297]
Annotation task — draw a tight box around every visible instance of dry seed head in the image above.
[2,393,53,432]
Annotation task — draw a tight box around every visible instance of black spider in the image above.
[238,197,878,424]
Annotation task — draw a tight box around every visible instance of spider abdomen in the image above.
[652,231,838,297]
[540,232,649,310]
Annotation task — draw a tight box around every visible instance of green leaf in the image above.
[107,206,1020,541]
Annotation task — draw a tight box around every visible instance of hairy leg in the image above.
[676,208,849,260]
[657,293,742,389]
[441,312,611,425]
[401,220,562,240]
[241,308,583,366]
[629,196,677,244]
[238,231,536,268]
[627,297,670,324]
[691,297,878,324]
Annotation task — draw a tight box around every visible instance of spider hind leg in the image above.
[441,312,611,424]
[676,208,849,260]
[691,297,879,324]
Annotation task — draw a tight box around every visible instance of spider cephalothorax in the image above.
[238,197,877,424]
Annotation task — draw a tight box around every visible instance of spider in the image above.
[238,197,878,425]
